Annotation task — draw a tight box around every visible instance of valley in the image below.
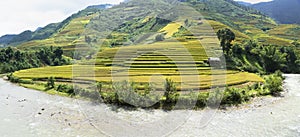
[2,0,300,136]
[1,0,299,110]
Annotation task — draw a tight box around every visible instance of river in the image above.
[0,74,300,137]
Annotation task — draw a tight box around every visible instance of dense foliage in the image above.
[264,71,284,96]
[0,46,70,73]
[217,28,235,55]
[217,28,300,74]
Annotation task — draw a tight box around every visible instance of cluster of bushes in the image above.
[87,75,283,109]
[8,72,284,109]
[216,28,300,74]
[0,46,70,74]
[264,71,284,96]
[7,73,33,84]
[231,41,299,74]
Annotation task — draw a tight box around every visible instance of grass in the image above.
[20,83,69,96]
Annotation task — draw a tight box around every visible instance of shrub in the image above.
[264,74,283,96]
[207,88,223,108]
[96,82,103,92]
[100,92,118,104]
[274,70,284,79]
[222,88,243,105]
[56,84,75,95]
[45,77,55,89]
[7,73,20,83]
[164,78,177,103]
[196,92,209,108]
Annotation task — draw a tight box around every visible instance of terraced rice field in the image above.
[13,18,264,92]
[18,14,95,51]
[13,39,264,91]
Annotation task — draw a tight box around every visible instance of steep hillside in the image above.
[0,35,16,46]
[4,0,299,54]
[0,4,110,47]
[252,0,300,24]
[267,24,300,41]
[236,1,252,6]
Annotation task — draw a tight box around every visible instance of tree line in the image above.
[217,28,300,74]
[0,46,70,73]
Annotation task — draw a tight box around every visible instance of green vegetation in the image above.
[9,37,265,109]
[46,77,55,89]
[0,0,295,109]
[264,71,284,96]
[217,28,235,55]
[0,46,70,73]
[227,39,300,74]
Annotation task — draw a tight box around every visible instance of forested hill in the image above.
[252,0,300,24]
[2,0,300,54]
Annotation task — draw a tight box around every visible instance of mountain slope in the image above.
[4,0,299,53]
[0,35,16,46]
[5,0,297,105]
[236,1,252,6]
[0,4,111,47]
[252,0,300,24]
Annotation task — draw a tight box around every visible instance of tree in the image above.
[217,28,235,55]
[5,47,14,59]
[260,46,287,73]
[232,44,243,55]
[46,77,55,89]
[14,50,22,61]
[53,47,63,59]
[164,78,177,103]
[280,47,298,72]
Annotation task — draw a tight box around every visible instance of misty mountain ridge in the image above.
[252,0,300,24]
[236,1,252,6]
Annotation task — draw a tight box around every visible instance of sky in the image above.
[0,0,272,36]
[234,0,273,4]
[0,0,124,36]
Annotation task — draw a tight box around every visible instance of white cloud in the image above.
[234,0,273,4]
[0,0,272,36]
[0,0,124,36]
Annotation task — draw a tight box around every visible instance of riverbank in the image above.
[1,75,297,136]
[4,71,284,110]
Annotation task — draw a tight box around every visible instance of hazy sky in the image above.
[234,0,273,4]
[0,0,272,36]
[0,0,124,36]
